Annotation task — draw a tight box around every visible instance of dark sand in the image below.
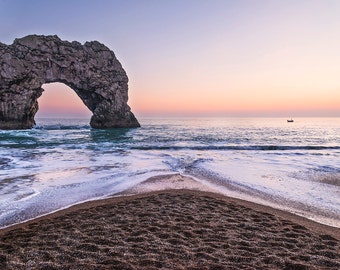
[0,175,339,269]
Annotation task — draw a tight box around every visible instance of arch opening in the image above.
[36,82,92,121]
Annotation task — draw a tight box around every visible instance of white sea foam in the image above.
[0,117,339,228]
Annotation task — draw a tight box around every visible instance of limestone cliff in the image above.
[0,35,140,129]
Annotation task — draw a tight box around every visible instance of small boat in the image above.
[287,119,294,123]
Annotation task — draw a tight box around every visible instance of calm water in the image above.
[0,117,339,228]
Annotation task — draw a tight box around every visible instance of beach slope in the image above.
[0,175,339,269]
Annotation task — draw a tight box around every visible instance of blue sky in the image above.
[1,0,340,117]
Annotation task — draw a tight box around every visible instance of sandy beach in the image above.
[0,174,339,269]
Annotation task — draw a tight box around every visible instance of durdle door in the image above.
[0,35,140,129]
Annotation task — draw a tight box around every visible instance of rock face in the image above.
[0,35,140,129]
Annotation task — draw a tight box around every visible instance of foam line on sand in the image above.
[0,174,339,269]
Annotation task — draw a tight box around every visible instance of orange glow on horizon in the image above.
[36,82,340,118]
[129,84,340,117]
[36,83,92,118]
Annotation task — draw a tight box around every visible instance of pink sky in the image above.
[24,1,340,118]
[36,83,92,118]
[36,79,339,118]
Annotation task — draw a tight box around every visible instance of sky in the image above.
[1,0,340,117]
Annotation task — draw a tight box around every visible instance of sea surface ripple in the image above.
[0,117,339,228]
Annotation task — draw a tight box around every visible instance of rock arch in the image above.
[0,35,140,129]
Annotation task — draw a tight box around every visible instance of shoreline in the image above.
[0,178,340,270]
[0,175,339,269]
[1,173,339,239]
[1,189,339,240]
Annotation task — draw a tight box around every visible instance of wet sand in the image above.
[0,174,339,269]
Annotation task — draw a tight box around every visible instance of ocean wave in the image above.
[34,124,90,130]
[130,145,340,151]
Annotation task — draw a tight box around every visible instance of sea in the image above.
[0,117,339,228]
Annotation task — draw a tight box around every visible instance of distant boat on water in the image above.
[287,118,294,123]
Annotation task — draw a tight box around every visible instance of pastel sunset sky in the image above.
[1,0,339,117]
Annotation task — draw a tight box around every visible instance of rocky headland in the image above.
[0,35,140,129]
